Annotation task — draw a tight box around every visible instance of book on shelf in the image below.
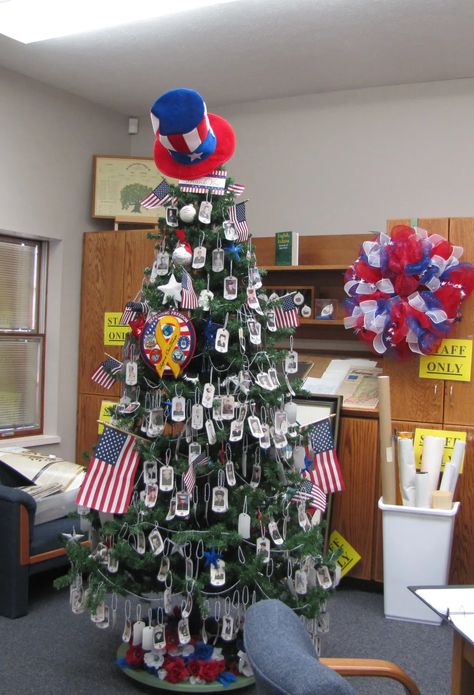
[275,231,299,266]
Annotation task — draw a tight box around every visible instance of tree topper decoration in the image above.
[344,225,474,357]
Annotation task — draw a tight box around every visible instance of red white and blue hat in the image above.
[150,88,235,180]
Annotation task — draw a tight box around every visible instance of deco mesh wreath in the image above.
[344,225,474,357]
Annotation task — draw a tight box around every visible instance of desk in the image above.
[410,586,474,695]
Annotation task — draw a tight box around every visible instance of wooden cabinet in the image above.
[76,229,156,462]
[382,217,474,584]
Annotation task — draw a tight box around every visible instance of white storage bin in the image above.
[378,497,460,624]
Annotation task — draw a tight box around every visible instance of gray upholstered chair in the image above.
[244,599,420,695]
[0,465,87,618]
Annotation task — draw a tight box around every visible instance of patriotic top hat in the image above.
[150,88,235,180]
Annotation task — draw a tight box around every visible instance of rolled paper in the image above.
[378,376,396,504]
[443,439,466,495]
[397,437,416,506]
[415,471,431,508]
[439,462,456,492]
[451,439,466,476]
[420,435,445,503]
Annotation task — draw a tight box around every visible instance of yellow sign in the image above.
[413,428,467,473]
[104,312,131,346]
[98,400,117,434]
[328,530,361,578]
[419,339,472,382]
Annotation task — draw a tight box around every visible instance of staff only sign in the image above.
[419,339,473,382]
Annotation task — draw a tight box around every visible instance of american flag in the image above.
[76,426,140,514]
[227,182,245,197]
[141,180,177,208]
[308,418,345,493]
[120,301,148,326]
[228,202,249,241]
[91,356,122,389]
[183,450,209,494]
[274,293,300,329]
[291,478,327,512]
[180,269,199,309]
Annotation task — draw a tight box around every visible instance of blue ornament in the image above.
[204,547,221,568]
[205,319,218,347]
[225,241,242,259]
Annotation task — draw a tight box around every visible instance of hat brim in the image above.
[153,113,236,181]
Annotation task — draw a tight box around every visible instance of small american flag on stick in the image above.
[291,479,327,512]
[308,418,345,493]
[180,269,199,309]
[227,182,245,196]
[183,450,209,494]
[274,292,300,329]
[141,180,177,208]
[228,201,249,241]
[91,356,122,389]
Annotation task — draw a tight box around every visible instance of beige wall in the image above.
[0,66,129,459]
[134,78,474,236]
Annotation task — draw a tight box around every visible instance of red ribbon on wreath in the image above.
[344,225,474,357]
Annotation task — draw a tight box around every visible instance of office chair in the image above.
[244,599,420,695]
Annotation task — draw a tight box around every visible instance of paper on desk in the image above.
[303,358,377,397]
[414,586,474,644]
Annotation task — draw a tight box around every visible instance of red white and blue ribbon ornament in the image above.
[344,225,474,357]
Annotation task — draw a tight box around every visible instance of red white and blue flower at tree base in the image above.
[344,225,474,357]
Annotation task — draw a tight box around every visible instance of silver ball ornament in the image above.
[172,244,192,266]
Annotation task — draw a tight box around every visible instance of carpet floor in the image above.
[0,573,453,694]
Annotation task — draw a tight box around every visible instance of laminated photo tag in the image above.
[147,407,164,437]
[202,383,215,409]
[155,251,170,277]
[144,483,158,508]
[142,625,154,649]
[178,617,192,644]
[248,319,262,345]
[215,327,229,352]
[91,601,106,623]
[199,200,213,224]
[210,559,226,586]
[148,528,164,556]
[212,486,228,513]
[125,360,138,386]
[229,418,244,442]
[271,426,288,449]
[248,415,263,439]
[212,396,223,421]
[212,247,225,272]
[223,219,238,240]
[181,593,193,619]
[189,441,202,461]
[223,275,238,300]
[238,511,251,539]
[249,266,262,289]
[157,555,170,582]
[256,537,270,563]
[298,503,311,531]
[71,587,85,614]
[268,520,284,546]
[134,530,146,555]
[238,369,252,394]
[153,624,166,650]
[166,496,176,521]
[159,465,174,492]
[274,410,289,435]
[175,491,191,517]
[285,350,298,374]
[250,463,261,488]
[295,569,308,595]
[266,309,277,332]
[95,605,110,630]
[316,566,333,590]
[225,460,237,487]
[192,245,207,269]
[143,460,158,484]
[221,614,235,641]
[259,423,271,449]
[166,206,179,227]
[171,395,186,422]
[205,418,217,445]
[191,402,204,429]
[221,394,235,420]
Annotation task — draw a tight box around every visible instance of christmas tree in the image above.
[58,89,340,688]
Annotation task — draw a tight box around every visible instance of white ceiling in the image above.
[1,0,474,115]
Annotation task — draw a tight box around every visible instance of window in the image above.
[0,235,47,437]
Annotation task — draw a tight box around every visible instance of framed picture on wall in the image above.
[91,155,177,220]
[292,394,342,446]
